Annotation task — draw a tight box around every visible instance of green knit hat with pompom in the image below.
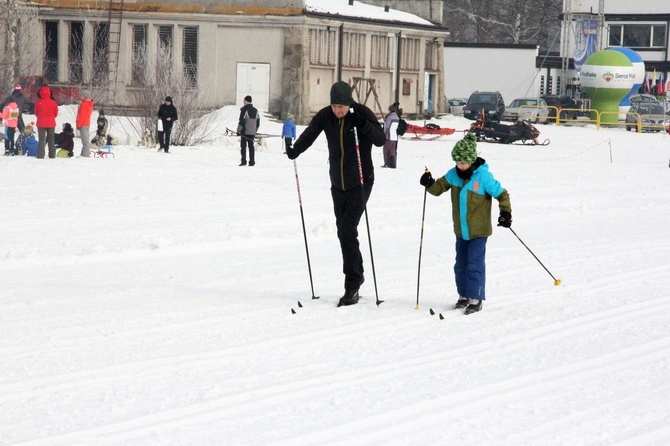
[451,133,478,163]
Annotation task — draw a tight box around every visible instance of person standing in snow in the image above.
[237,95,259,166]
[419,132,512,314]
[76,93,94,157]
[157,96,178,153]
[0,100,20,155]
[382,102,400,168]
[282,113,296,153]
[33,85,59,159]
[1,84,27,132]
[286,81,386,306]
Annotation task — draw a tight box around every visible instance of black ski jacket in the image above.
[293,102,385,191]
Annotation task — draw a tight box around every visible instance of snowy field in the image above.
[2,106,670,445]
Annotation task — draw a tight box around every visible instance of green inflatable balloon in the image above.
[580,50,637,124]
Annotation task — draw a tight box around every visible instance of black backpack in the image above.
[396,118,408,136]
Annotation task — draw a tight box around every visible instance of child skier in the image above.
[419,132,512,314]
[282,113,296,153]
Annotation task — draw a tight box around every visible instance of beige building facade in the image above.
[14,0,448,123]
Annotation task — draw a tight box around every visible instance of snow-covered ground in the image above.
[2,106,670,445]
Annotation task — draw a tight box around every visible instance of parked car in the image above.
[629,94,660,106]
[541,94,579,120]
[463,91,505,121]
[625,103,669,132]
[502,98,549,123]
[447,98,467,116]
[15,75,81,113]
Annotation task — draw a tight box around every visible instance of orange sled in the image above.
[404,123,456,141]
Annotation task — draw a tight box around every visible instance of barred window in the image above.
[343,32,365,68]
[132,24,148,85]
[182,26,198,87]
[92,22,109,85]
[158,25,173,57]
[309,28,336,66]
[44,21,59,82]
[400,37,420,70]
[68,22,84,83]
[424,41,439,71]
[371,34,391,69]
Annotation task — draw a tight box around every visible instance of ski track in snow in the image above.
[2,108,670,445]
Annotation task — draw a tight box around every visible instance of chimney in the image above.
[348,0,354,5]
[384,5,390,12]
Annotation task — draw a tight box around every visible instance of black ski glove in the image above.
[286,146,299,160]
[420,171,435,188]
[498,210,512,228]
[349,110,368,128]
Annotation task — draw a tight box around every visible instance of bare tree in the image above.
[0,0,40,93]
[128,43,215,146]
[443,0,562,52]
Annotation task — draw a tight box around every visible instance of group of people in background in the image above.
[1,83,179,158]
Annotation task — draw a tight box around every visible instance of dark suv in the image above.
[463,91,505,121]
[541,94,579,120]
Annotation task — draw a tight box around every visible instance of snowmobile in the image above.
[469,114,549,145]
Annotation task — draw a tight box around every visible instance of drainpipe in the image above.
[395,31,402,104]
[337,23,344,82]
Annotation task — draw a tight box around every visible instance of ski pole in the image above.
[293,160,319,299]
[353,125,383,306]
[416,166,429,310]
[508,227,561,286]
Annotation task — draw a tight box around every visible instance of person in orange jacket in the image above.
[76,93,94,157]
[33,85,59,159]
[0,101,20,155]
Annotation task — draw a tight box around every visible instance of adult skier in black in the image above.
[286,81,386,306]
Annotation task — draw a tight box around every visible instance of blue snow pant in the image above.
[331,184,372,292]
[454,236,487,300]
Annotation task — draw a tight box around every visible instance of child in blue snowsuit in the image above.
[419,133,512,315]
[16,122,38,156]
[282,113,296,153]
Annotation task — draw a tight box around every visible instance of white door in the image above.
[236,63,270,112]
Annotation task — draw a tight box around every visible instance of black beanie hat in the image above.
[330,81,353,105]
[244,95,252,103]
[165,96,172,103]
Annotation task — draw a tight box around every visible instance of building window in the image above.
[400,37,420,70]
[343,32,365,68]
[158,25,173,57]
[182,26,198,87]
[44,21,59,82]
[309,28,336,66]
[371,34,391,69]
[609,24,667,48]
[132,24,148,85]
[92,22,109,85]
[425,40,439,71]
[68,22,84,83]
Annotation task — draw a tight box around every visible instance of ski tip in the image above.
[297,301,303,308]
[439,313,445,320]
[291,308,296,314]
[429,308,435,315]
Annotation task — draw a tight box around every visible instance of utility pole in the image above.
[560,0,572,95]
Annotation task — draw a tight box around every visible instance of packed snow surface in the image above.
[2,106,670,445]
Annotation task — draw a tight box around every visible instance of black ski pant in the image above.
[331,184,372,291]
[158,128,172,151]
[240,135,255,164]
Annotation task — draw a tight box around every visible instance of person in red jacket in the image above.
[33,85,59,159]
[76,94,94,157]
